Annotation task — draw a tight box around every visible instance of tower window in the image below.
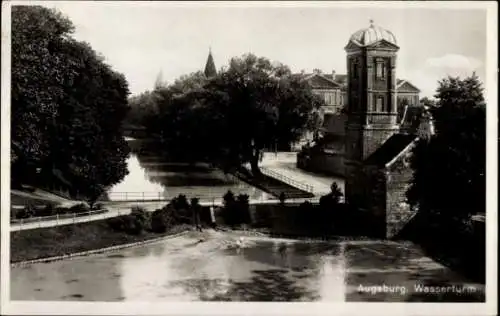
[376,58,386,79]
[376,96,384,112]
[351,60,358,79]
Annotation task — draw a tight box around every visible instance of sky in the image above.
[40,2,488,98]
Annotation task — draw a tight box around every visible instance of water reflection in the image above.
[108,139,269,201]
[11,231,485,302]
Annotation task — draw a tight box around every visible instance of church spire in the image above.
[204,47,217,78]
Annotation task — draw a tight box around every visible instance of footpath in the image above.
[260,152,344,196]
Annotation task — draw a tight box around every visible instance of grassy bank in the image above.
[10,220,191,263]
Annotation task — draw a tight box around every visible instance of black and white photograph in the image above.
[1,1,497,315]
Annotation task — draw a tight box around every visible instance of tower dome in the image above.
[348,20,397,47]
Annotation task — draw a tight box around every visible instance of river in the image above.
[106,138,270,202]
[11,230,484,302]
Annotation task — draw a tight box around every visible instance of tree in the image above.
[407,74,486,226]
[201,54,324,175]
[11,6,130,202]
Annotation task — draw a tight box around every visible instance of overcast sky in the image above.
[39,2,487,98]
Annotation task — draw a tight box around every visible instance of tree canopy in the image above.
[11,6,131,203]
[126,53,323,175]
[407,74,486,223]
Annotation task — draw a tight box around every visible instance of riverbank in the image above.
[10,219,192,263]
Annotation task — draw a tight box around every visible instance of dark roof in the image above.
[397,80,421,93]
[204,51,217,78]
[364,134,417,166]
[306,74,341,89]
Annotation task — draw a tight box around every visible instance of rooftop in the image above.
[348,20,398,47]
[364,134,417,167]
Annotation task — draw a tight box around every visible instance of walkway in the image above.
[260,152,344,196]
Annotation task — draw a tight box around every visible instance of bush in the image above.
[69,203,90,214]
[16,204,36,219]
[220,193,251,227]
[54,207,70,215]
[106,207,149,235]
[172,194,189,211]
[130,206,151,232]
[37,202,58,217]
[93,203,104,210]
[107,216,127,232]
[223,190,235,207]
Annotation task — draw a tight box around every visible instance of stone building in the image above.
[342,21,434,238]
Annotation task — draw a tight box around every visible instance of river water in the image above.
[106,138,270,202]
[11,230,484,302]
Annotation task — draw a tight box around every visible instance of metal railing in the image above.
[260,167,314,194]
[105,189,262,202]
[10,209,110,230]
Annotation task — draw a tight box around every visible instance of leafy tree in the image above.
[407,74,486,226]
[11,6,130,202]
[201,54,323,174]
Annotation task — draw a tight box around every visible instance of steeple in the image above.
[204,47,217,78]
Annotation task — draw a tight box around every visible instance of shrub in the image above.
[223,190,235,207]
[130,206,151,232]
[16,204,36,219]
[37,202,58,217]
[279,192,286,204]
[124,214,143,235]
[172,194,189,211]
[236,194,251,224]
[69,203,90,214]
[107,216,127,232]
[151,209,168,233]
[93,203,105,210]
[54,207,70,215]
[220,193,251,227]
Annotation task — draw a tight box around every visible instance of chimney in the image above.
[313,68,321,74]
[331,70,336,81]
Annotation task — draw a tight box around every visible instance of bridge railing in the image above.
[260,167,314,194]
[105,188,272,203]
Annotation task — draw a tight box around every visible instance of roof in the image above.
[364,134,417,167]
[397,80,421,93]
[305,73,341,89]
[204,50,217,78]
[349,21,397,47]
[297,72,419,94]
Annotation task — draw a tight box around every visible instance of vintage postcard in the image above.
[1,1,497,315]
